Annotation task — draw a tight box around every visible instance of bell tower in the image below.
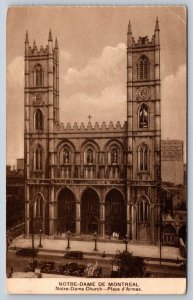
[24,30,59,235]
[126,19,161,243]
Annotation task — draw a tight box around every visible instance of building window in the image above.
[34,145,43,171]
[138,144,148,172]
[139,104,149,128]
[34,64,43,86]
[138,56,149,80]
[138,197,149,223]
[34,194,43,218]
[34,109,43,131]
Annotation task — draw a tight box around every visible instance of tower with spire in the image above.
[24,30,59,235]
[126,19,161,243]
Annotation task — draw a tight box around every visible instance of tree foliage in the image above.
[112,251,145,278]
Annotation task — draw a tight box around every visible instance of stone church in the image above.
[24,19,161,243]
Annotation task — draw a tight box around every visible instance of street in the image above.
[6,252,112,278]
[7,251,186,278]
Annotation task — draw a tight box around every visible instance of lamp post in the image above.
[31,214,35,264]
[38,229,43,248]
[93,232,98,251]
[123,234,129,252]
[66,230,71,249]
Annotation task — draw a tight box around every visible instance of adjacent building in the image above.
[161,140,184,185]
[6,171,25,229]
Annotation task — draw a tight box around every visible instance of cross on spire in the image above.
[88,115,92,122]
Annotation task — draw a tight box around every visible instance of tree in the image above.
[112,251,145,278]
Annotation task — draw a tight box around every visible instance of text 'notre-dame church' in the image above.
[24,19,161,244]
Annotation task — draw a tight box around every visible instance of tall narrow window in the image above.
[138,197,149,222]
[35,194,43,218]
[35,109,43,131]
[138,144,148,172]
[34,64,43,86]
[34,145,43,171]
[138,56,149,80]
[139,105,148,128]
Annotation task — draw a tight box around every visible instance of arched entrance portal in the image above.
[81,188,99,234]
[57,188,76,235]
[105,189,126,238]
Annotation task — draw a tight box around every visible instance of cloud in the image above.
[7,56,24,166]
[62,43,126,94]
[60,84,126,125]
[7,56,24,89]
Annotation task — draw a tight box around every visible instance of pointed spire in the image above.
[48,29,53,41]
[128,20,132,34]
[155,17,159,31]
[33,39,36,48]
[55,38,58,49]
[25,31,29,43]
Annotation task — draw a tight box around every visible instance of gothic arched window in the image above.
[34,64,43,86]
[34,194,44,218]
[138,144,148,172]
[34,145,43,171]
[138,56,149,80]
[34,109,43,131]
[138,196,149,222]
[139,104,149,128]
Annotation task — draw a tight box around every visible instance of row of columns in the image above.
[25,186,157,243]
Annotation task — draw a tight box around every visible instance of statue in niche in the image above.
[139,105,148,128]
[112,149,118,164]
[87,149,93,164]
[63,149,69,164]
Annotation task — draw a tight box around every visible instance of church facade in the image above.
[24,19,161,243]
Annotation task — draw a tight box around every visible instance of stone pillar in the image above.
[150,204,155,243]
[126,202,132,238]
[49,187,55,236]
[76,201,81,235]
[132,204,136,241]
[26,201,30,236]
[99,202,105,236]
[25,185,30,236]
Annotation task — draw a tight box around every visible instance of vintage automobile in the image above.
[63,251,83,260]
[16,248,37,257]
[24,260,102,278]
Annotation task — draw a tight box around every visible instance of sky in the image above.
[6,6,186,166]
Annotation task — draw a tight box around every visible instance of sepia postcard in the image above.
[6,6,187,294]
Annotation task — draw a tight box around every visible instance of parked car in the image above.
[64,251,83,260]
[16,248,37,257]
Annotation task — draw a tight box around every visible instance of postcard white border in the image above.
[6,278,186,295]
[1,0,192,299]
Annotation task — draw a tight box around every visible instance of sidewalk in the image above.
[10,236,184,262]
